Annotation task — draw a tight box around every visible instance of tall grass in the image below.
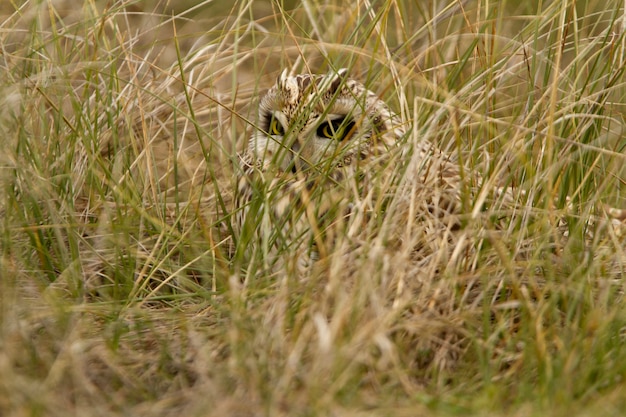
[0,0,625,416]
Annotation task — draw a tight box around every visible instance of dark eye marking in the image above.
[316,118,356,141]
[267,114,285,136]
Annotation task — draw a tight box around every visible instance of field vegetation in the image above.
[1,0,625,415]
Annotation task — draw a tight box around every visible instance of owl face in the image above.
[248,69,399,176]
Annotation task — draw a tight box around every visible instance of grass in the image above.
[1,0,625,415]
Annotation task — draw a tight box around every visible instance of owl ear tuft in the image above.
[277,69,289,86]
[277,69,301,104]
[328,68,349,94]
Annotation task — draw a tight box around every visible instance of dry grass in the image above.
[1,0,625,416]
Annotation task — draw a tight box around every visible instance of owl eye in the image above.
[317,118,355,141]
[268,116,285,136]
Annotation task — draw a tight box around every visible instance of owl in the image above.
[233,69,462,273]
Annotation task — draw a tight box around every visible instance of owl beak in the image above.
[288,141,302,174]
[290,140,300,153]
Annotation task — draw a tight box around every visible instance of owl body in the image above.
[234,69,462,273]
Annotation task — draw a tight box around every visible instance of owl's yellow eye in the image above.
[268,117,285,136]
[317,118,355,141]
[320,123,335,138]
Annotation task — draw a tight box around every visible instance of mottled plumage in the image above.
[234,69,462,272]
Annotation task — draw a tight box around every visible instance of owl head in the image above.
[247,69,402,177]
